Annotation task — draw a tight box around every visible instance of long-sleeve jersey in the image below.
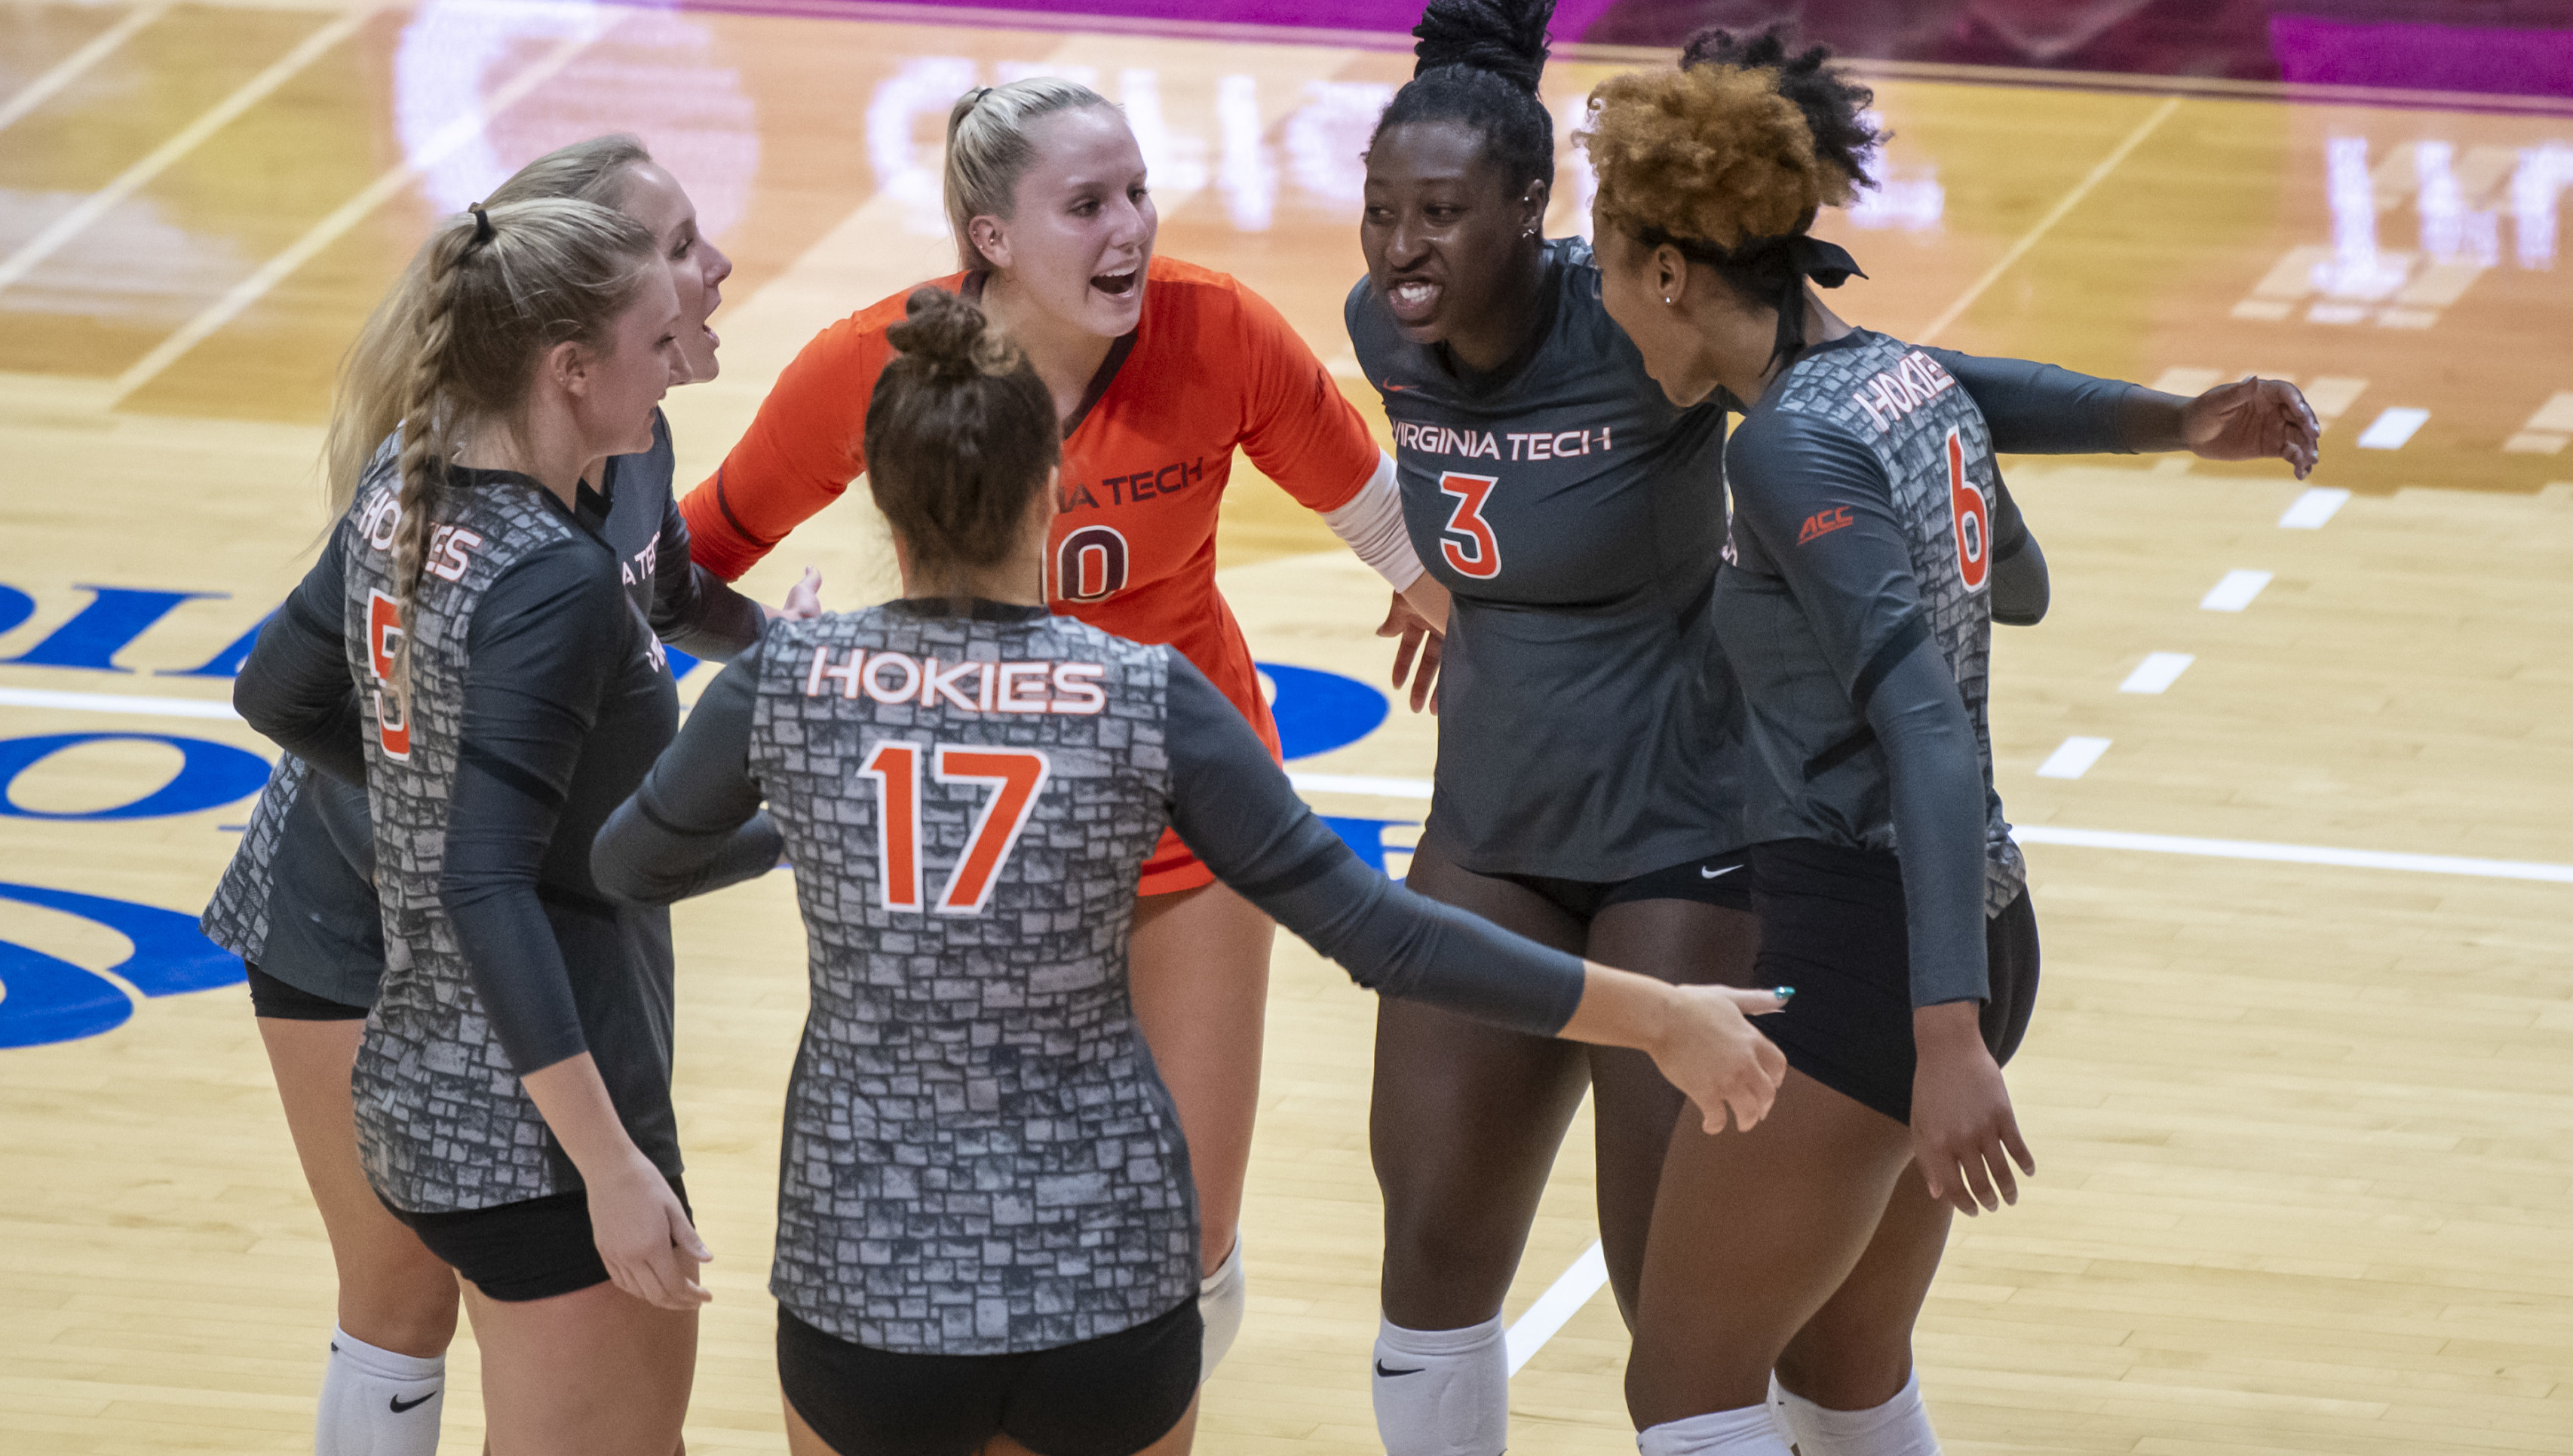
[677,255,1385,758]
[235,451,720,1212]
[1345,237,2151,881]
[206,415,763,1009]
[588,600,1588,1356]
[1716,330,2024,1009]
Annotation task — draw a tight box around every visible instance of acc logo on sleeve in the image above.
[1797,506,1855,544]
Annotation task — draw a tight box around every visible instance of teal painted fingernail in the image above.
[1774,986,1796,1001]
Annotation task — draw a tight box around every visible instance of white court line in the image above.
[0,2,171,137]
[2356,406,2430,450]
[1286,771,1434,799]
[109,17,609,401]
[0,685,239,720]
[10,694,2568,884]
[2279,486,2350,529]
[1504,1240,1607,1375]
[1917,96,2181,345]
[2118,652,2194,694]
[2200,569,2272,612]
[0,8,370,296]
[2013,825,2573,884]
[2036,736,2112,779]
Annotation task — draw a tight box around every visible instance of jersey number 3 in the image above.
[1945,428,1989,593]
[858,742,1052,915]
[1436,472,1502,579]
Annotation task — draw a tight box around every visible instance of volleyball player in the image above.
[1350,7,2320,1451]
[590,287,1790,1456]
[1574,34,2315,1454]
[201,135,811,1456]
[672,79,1441,1369]
[234,196,746,1454]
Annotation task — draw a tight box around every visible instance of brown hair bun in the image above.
[865,288,1060,574]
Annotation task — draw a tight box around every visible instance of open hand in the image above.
[588,1157,713,1310]
[1910,1002,2035,1215]
[1375,592,1443,714]
[2182,376,2322,480]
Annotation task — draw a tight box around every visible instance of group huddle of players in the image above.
[204,2,2325,1454]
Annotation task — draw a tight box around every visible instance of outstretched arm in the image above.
[1162,657,1786,1131]
[591,656,782,904]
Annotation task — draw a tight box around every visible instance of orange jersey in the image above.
[681,255,1382,768]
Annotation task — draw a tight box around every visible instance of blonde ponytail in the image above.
[354,197,657,707]
[319,134,658,516]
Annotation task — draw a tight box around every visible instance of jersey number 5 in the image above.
[363,590,410,761]
[1436,472,1502,579]
[857,742,1052,915]
[1945,428,1989,593]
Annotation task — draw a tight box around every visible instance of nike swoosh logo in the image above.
[1700,865,1740,878]
[1375,1360,1425,1378]
[389,1393,438,1415]
[1382,380,1411,391]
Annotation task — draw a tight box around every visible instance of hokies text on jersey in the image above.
[801,646,1109,716]
[1851,351,1961,435]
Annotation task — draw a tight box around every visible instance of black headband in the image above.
[466,202,495,247]
[1646,226,1867,371]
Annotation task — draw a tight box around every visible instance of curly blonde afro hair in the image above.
[1579,31,1878,250]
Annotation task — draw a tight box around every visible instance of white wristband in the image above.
[1320,452,1425,593]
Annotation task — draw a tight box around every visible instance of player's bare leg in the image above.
[258,1016,461,1356]
[1129,878,1275,1283]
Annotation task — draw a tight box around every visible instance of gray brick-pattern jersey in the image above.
[200,754,308,961]
[339,467,590,1211]
[747,607,1191,1356]
[1733,333,2026,913]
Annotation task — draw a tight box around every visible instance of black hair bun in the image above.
[1412,0,1553,92]
[1679,26,1881,192]
[885,286,1020,379]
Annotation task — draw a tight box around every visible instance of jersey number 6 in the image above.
[1945,428,1989,592]
[857,742,1053,916]
[1436,472,1503,579]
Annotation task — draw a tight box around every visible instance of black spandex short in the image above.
[1747,838,2039,1125]
[1492,846,1756,919]
[388,1176,691,1302]
[778,1297,1201,1456]
[244,963,368,1022]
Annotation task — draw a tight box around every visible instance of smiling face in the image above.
[1361,121,1546,352]
[614,161,732,383]
[563,263,685,458]
[968,106,1156,339]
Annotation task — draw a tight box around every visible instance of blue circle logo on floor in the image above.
[1258,661,1388,761]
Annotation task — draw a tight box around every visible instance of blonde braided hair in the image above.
[372,197,657,707]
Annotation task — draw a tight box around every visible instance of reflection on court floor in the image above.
[2,2,2570,1452]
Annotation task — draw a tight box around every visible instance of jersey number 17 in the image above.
[857,742,1052,915]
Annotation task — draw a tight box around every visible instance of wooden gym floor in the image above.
[1,2,2569,1451]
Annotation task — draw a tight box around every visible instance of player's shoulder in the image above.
[819,272,974,354]
[1143,253,1286,336]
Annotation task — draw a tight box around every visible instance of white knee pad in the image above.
[1372,1314,1507,1456]
[315,1324,444,1456]
[1198,1237,1247,1378]
[1770,1369,1940,1456]
[1638,1404,1796,1456]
